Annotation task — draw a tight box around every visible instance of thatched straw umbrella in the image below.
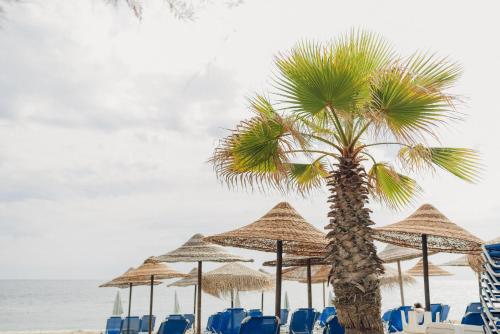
[202,263,274,307]
[168,268,198,314]
[263,254,329,308]
[115,257,188,334]
[99,268,162,332]
[442,236,500,273]
[373,204,482,310]
[205,202,328,318]
[155,233,252,334]
[406,259,453,276]
[379,266,416,287]
[378,243,434,306]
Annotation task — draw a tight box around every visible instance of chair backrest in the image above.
[106,317,123,334]
[158,315,189,334]
[460,312,484,326]
[319,307,337,327]
[465,303,482,314]
[388,308,403,333]
[219,308,247,334]
[440,305,450,322]
[289,308,317,334]
[430,304,443,322]
[382,309,394,323]
[140,315,156,332]
[211,312,223,333]
[182,314,194,329]
[248,309,263,317]
[398,306,412,322]
[280,309,289,325]
[122,316,141,334]
[324,315,344,334]
[206,315,215,331]
[239,316,280,334]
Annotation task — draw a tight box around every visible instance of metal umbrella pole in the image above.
[275,240,283,318]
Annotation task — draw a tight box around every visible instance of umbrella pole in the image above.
[322,281,325,309]
[148,275,154,334]
[193,285,197,315]
[275,240,283,318]
[397,260,405,306]
[422,234,431,311]
[261,291,264,312]
[306,258,312,308]
[231,289,234,308]
[196,261,202,334]
[127,283,132,334]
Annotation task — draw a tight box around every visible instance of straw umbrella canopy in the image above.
[168,268,198,314]
[373,203,482,310]
[406,259,453,276]
[263,253,328,308]
[155,233,252,334]
[99,267,162,332]
[206,202,328,317]
[442,236,500,273]
[116,257,188,334]
[378,243,435,306]
[441,256,470,267]
[379,266,416,287]
[202,263,274,307]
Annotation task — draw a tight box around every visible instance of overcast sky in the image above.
[0,0,499,280]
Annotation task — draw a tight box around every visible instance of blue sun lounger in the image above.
[239,316,280,334]
[218,308,247,334]
[323,315,344,334]
[122,316,141,334]
[105,316,122,334]
[318,307,336,327]
[139,315,156,332]
[157,315,189,334]
[289,308,317,334]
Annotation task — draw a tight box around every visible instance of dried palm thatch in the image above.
[378,244,433,263]
[205,202,328,256]
[379,266,416,288]
[374,204,483,254]
[168,268,198,287]
[155,233,253,263]
[465,236,500,273]
[99,267,163,288]
[441,256,470,267]
[406,259,453,276]
[113,257,188,283]
[263,254,328,267]
[202,263,274,298]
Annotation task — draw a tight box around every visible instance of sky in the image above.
[0,0,499,280]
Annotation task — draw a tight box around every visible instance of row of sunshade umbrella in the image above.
[101,201,488,334]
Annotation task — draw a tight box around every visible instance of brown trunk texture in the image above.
[325,156,384,334]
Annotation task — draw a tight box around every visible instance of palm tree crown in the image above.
[211,30,479,208]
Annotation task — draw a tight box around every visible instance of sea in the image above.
[0,266,479,331]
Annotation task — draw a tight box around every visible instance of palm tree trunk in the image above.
[325,157,384,334]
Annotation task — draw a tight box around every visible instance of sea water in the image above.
[0,266,478,331]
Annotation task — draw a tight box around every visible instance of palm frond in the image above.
[398,145,480,182]
[368,60,458,142]
[274,30,394,120]
[368,162,421,209]
[406,52,462,90]
[286,161,329,193]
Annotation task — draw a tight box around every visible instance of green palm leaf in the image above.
[286,161,329,193]
[368,162,421,209]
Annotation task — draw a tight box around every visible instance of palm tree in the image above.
[211,31,479,334]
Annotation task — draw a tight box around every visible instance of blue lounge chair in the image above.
[122,316,141,334]
[323,315,344,334]
[140,315,156,332]
[182,314,194,329]
[218,308,247,334]
[211,312,223,333]
[206,315,215,332]
[461,312,484,326]
[239,316,280,334]
[318,307,336,327]
[387,309,403,333]
[289,308,317,334]
[465,303,482,314]
[280,309,289,326]
[440,305,450,322]
[430,304,443,322]
[157,315,189,334]
[248,309,263,317]
[105,316,122,334]
[382,309,394,323]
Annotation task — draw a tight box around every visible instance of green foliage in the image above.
[212,30,479,206]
